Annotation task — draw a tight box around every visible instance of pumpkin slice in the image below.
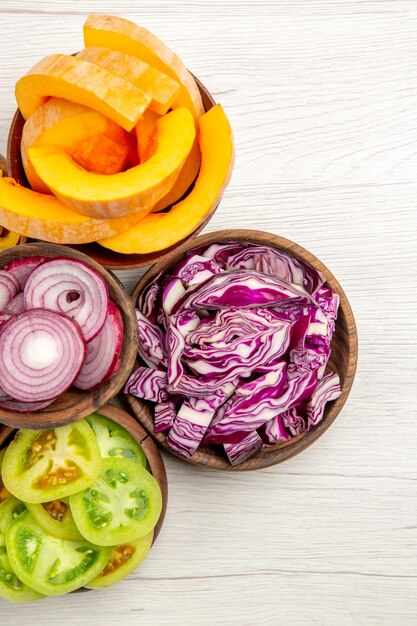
[28,107,196,219]
[98,104,233,253]
[23,109,132,192]
[21,98,89,194]
[77,47,180,115]
[84,14,204,120]
[0,178,143,244]
[73,134,129,175]
[151,139,201,213]
[15,54,152,131]
[135,110,160,162]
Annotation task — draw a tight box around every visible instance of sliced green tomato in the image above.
[25,500,82,541]
[6,510,111,596]
[2,421,102,504]
[85,530,153,589]
[0,498,44,603]
[0,449,10,504]
[85,413,147,467]
[70,458,162,546]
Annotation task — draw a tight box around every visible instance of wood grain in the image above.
[128,229,358,470]
[0,1,416,624]
[0,242,138,429]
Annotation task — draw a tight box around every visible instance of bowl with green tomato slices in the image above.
[0,403,167,602]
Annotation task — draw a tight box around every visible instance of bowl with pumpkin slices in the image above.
[4,14,234,269]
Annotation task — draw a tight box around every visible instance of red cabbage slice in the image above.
[225,246,325,294]
[205,364,289,444]
[167,312,199,387]
[154,401,177,432]
[307,371,341,429]
[162,277,186,315]
[137,273,162,324]
[281,408,306,436]
[261,414,291,445]
[125,367,168,402]
[135,309,167,369]
[174,254,221,287]
[166,397,217,457]
[175,269,314,313]
[224,430,263,465]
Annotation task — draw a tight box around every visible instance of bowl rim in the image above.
[127,228,358,471]
[0,242,138,429]
[0,401,168,592]
[5,75,220,270]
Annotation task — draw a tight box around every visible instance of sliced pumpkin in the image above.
[21,98,89,194]
[135,110,161,163]
[0,178,143,244]
[84,14,204,120]
[77,47,180,115]
[28,107,196,219]
[98,104,234,253]
[15,54,152,131]
[72,134,129,175]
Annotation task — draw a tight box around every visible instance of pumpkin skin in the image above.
[98,104,234,253]
[0,178,143,244]
[15,54,152,131]
[84,14,204,120]
[28,107,196,219]
[23,109,131,192]
[77,48,180,116]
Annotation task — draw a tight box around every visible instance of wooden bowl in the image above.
[6,77,218,270]
[0,402,168,591]
[0,242,138,430]
[127,229,358,471]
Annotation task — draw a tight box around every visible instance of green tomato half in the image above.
[25,499,82,541]
[6,510,111,596]
[2,421,102,503]
[85,413,147,466]
[0,498,44,603]
[70,457,162,546]
[86,530,153,589]
[0,449,10,504]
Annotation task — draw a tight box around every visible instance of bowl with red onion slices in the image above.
[126,229,358,471]
[0,243,137,429]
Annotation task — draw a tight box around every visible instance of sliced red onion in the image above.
[0,397,56,413]
[73,301,123,390]
[224,431,263,466]
[0,385,12,402]
[0,313,12,329]
[154,401,176,433]
[0,269,20,311]
[4,292,25,315]
[4,256,46,289]
[125,367,168,403]
[24,258,108,342]
[0,309,86,402]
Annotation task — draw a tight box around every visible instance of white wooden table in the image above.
[1,1,416,624]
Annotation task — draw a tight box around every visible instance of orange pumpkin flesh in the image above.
[84,14,204,120]
[15,54,152,131]
[28,107,196,218]
[98,104,233,253]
